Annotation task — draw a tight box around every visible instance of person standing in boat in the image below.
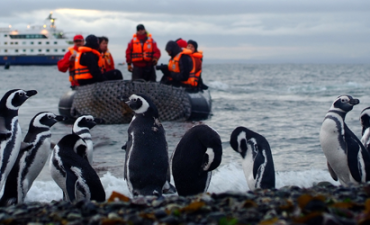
[160,40,198,89]
[99,36,115,72]
[57,34,84,89]
[125,24,161,82]
[74,35,123,86]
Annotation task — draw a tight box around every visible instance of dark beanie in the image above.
[187,39,198,52]
[136,24,145,31]
[165,40,182,58]
[85,34,99,50]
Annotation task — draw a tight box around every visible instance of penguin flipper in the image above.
[327,161,338,181]
[252,148,265,179]
[66,169,78,202]
[345,133,363,183]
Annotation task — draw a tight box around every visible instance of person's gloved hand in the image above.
[152,58,158,66]
[127,64,133,72]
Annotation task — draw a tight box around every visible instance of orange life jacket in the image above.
[68,47,78,85]
[75,46,104,80]
[131,33,153,62]
[101,50,113,72]
[192,50,203,77]
[168,48,199,87]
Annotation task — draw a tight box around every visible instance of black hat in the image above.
[187,39,198,52]
[136,24,145,31]
[85,34,100,50]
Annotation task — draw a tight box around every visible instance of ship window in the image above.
[38,49,42,52]
[38,42,42,45]
[54,41,57,44]
[62,49,66,52]
[30,49,34,52]
[4,42,7,45]
[46,42,49,44]
[4,35,7,37]
[23,49,26,52]
[4,50,7,52]
[15,42,18,45]
[54,49,58,52]
[15,49,18,52]
[46,49,50,52]
[30,42,34,45]
[22,42,26,45]
[10,42,13,45]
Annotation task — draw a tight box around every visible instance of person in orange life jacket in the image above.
[57,34,84,89]
[99,36,115,72]
[125,24,161,82]
[187,40,208,90]
[75,35,123,86]
[160,40,194,88]
[175,38,187,49]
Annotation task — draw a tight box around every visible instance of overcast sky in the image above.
[1,0,370,64]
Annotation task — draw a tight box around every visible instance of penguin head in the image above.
[31,112,65,129]
[330,95,359,113]
[230,126,261,158]
[0,89,37,113]
[360,107,370,135]
[187,124,222,172]
[56,134,88,158]
[126,94,159,117]
[73,115,103,132]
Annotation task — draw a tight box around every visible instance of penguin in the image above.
[72,115,103,164]
[230,126,276,190]
[360,107,370,152]
[320,95,370,186]
[123,94,170,197]
[50,134,105,202]
[171,124,222,196]
[0,89,37,192]
[0,112,64,206]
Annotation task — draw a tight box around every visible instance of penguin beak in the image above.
[350,99,360,105]
[55,115,66,122]
[26,90,37,97]
[94,118,105,124]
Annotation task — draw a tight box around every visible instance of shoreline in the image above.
[1,182,370,224]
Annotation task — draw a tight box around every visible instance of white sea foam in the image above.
[208,81,229,90]
[24,164,339,203]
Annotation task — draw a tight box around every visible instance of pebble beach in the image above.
[1,182,370,225]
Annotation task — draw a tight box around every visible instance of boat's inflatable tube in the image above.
[58,80,211,124]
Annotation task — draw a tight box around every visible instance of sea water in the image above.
[1,64,370,202]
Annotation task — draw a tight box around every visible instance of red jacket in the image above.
[57,45,79,86]
[125,33,161,67]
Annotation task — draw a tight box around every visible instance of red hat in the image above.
[176,38,187,48]
[73,34,84,41]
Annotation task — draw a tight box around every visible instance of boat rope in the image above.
[71,80,192,124]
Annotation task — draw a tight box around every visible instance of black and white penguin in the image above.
[230,126,276,190]
[320,95,370,186]
[360,107,370,152]
[50,134,105,202]
[72,115,103,164]
[123,94,169,197]
[0,112,64,206]
[0,89,37,191]
[171,124,222,196]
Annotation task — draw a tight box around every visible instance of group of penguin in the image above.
[0,88,278,205]
[2,89,366,205]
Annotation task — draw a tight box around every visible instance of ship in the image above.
[0,12,73,65]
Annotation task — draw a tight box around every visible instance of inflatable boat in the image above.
[58,80,212,124]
